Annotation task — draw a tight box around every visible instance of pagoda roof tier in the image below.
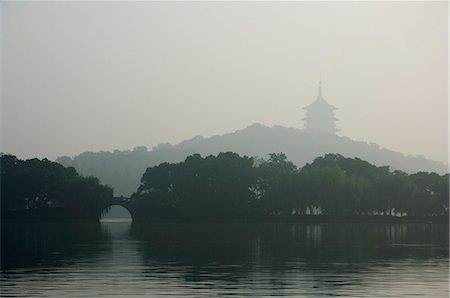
[303,97,337,111]
[302,116,339,122]
[304,128,340,134]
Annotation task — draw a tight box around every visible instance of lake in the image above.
[1,222,448,297]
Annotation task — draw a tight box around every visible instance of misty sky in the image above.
[1,2,448,163]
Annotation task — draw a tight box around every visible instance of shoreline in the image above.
[3,215,448,225]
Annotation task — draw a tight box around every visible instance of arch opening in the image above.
[101,205,133,222]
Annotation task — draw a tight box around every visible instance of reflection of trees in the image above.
[130,223,449,288]
[1,223,112,270]
[2,223,447,296]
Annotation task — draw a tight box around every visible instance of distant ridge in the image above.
[57,123,448,196]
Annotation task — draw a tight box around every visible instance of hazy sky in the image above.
[1,2,448,163]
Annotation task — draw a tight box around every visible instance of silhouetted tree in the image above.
[133,152,256,221]
[1,154,113,222]
[131,152,449,222]
[6,151,446,223]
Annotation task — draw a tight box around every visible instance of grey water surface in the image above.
[1,222,448,297]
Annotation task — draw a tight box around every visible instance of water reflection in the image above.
[1,223,448,297]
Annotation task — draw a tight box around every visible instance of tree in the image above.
[133,152,256,221]
[1,154,113,222]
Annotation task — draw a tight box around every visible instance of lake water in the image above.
[1,222,448,297]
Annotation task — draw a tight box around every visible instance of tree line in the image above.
[1,152,448,223]
[56,124,448,197]
[1,154,113,222]
[132,152,449,222]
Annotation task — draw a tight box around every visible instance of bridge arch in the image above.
[101,204,133,221]
[100,197,137,222]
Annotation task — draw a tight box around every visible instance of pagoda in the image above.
[302,81,338,134]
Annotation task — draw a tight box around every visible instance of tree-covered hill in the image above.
[57,124,448,196]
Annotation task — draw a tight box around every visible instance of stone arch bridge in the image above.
[101,196,140,222]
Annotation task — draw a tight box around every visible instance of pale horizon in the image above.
[1,2,448,163]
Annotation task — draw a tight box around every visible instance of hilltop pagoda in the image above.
[303,82,338,134]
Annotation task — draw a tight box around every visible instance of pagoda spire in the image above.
[317,80,323,99]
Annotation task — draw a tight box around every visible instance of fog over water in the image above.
[1,2,448,163]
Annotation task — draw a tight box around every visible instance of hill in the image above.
[56,123,448,196]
